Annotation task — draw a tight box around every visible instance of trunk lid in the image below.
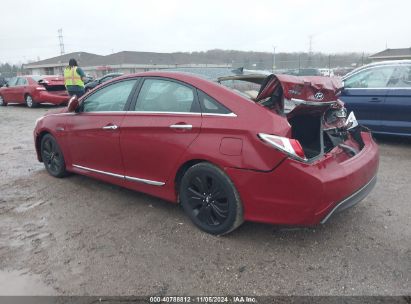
[256,74,343,117]
[218,73,366,161]
[38,76,68,95]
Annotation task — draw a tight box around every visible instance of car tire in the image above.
[25,94,37,108]
[179,162,243,235]
[40,134,68,178]
[0,95,7,106]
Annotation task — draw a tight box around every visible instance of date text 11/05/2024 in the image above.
[149,296,257,303]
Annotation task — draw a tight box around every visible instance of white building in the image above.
[23,51,232,77]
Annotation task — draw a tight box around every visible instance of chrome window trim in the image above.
[342,63,411,81]
[202,112,237,117]
[125,111,237,117]
[127,111,202,116]
[47,111,237,116]
[47,111,127,116]
[79,111,129,114]
[73,164,165,186]
[343,87,411,90]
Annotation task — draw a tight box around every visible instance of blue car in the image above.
[340,60,411,137]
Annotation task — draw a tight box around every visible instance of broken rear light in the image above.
[35,86,46,91]
[258,133,307,162]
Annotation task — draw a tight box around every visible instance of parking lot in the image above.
[0,105,410,296]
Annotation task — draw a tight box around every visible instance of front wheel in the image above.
[0,95,7,106]
[25,95,37,108]
[179,162,243,235]
[40,134,68,178]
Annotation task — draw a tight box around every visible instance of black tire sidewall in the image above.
[179,163,242,235]
[40,134,67,178]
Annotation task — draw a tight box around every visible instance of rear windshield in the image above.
[219,79,261,100]
[30,76,43,82]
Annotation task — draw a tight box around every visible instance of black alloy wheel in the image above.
[180,162,243,235]
[40,134,68,178]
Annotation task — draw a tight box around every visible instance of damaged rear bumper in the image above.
[320,175,377,224]
[225,131,379,226]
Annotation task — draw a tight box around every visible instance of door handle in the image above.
[169,124,193,130]
[369,97,382,102]
[102,124,118,130]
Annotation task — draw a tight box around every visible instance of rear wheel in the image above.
[40,134,68,178]
[179,162,243,235]
[25,95,37,108]
[0,95,6,106]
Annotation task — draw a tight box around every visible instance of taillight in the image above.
[258,133,307,162]
[35,86,46,91]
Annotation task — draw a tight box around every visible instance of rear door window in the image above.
[197,90,232,114]
[16,78,28,86]
[134,79,200,113]
[387,65,411,87]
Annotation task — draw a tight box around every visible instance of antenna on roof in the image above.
[58,28,65,56]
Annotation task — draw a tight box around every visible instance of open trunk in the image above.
[218,73,364,161]
[38,76,68,96]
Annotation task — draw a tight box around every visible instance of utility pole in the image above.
[307,35,314,68]
[272,46,276,73]
[58,28,65,56]
[308,35,313,55]
[328,54,331,70]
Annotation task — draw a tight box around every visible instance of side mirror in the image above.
[67,96,79,112]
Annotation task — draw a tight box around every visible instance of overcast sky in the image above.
[0,0,410,63]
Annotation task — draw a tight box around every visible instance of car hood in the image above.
[44,107,68,116]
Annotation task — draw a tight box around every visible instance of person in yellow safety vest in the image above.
[64,58,86,97]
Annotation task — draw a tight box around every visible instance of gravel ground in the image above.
[0,105,410,296]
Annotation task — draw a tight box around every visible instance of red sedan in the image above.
[33,72,379,235]
[0,75,70,108]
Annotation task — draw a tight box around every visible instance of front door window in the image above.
[82,79,137,112]
[345,66,396,88]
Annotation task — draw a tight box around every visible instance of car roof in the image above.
[103,73,123,76]
[108,71,260,113]
[343,60,411,79]
[115,71,216,85]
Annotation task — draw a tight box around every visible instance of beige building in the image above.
[369,47,411,61]
[23,51,232,77]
